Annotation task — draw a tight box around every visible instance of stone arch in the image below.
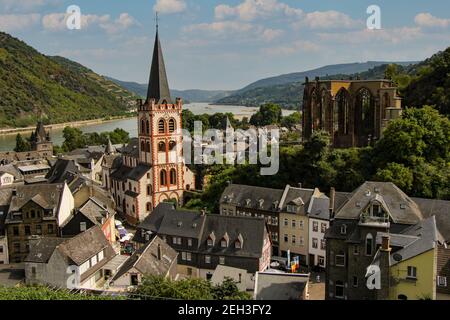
[321,89,332,133]
[354,87,375,145]
[158,193,169,203]
[334,88,351,136]
[310,88,320,132]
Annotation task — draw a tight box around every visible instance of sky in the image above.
[1,0,450,90]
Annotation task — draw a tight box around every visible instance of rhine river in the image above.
[0,103,295,151]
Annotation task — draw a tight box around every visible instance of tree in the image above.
[14,133,30,152]
[250,104,282,126]
[374,163,414,193]
[132,275,250,300]
[280,112,301,129]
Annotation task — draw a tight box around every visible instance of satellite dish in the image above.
[393,253,403,262]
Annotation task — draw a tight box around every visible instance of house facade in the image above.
[5,183,74,263]
[325,182,441,300]
[24,226,116,289]
[133,203,271,280]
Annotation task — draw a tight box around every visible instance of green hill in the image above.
[0,32,138,128]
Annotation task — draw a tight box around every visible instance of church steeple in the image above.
[147,26,172,103]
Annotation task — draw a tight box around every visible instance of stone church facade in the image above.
[302,78,403,148]
[107,29,195,225]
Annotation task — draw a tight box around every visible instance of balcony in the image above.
[359,213,390,227]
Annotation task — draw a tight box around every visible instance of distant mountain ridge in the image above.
[106,77,233,103]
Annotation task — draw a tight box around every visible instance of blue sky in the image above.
[1,0,450,90]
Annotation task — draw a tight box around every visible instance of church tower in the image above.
[137,27,194,208]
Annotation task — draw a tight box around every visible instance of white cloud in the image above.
[263,40,321,56]
[293,10,362,30]
[153,0,186,14]
[184,21,281,42]
[0,13,41,32]
[215,0,302,21]
[42,12,137,34]
[415,13,450,28]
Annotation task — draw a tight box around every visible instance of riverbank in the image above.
[0,115,135,136]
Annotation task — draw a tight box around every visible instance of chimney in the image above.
[381,235,391,251]
[157,244,162,260]
[329,187,336,217]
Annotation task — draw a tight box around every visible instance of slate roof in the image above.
[8,184,65,214]
[220,184,284,212]
[46,159,80,183]
[374,216,439,266]
[57,226,115,266]
[334,182,422,224]
[412,197,450,243]
[147,30,172,103]
[0,164,23,180]
[254,272,309,300]
[120,138,139,158]
[24,237,65,263]
[111,163,151,182]
[112,235,177,281]
[77,197,114,225]
[200,214,267,258]
[281,186,315,212]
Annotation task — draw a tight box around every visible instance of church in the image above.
[302,78,403,148]
[107,28,195,225]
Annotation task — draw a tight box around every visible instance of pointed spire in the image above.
[147,21,172,104]
[35,121,46,143]
[105,138,116,155]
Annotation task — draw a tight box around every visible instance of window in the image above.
[352,276,358,287]
[188,238,193,247]
[25,226,31,236]
[312,238,318,249]
[169,141,176,151]
[299,236,304,246]
[31,267,36,276]
[141,119,146,134]
[14,243,20,253]
[291,235,296,245]
[353,245,359,255]
[80,222,87,232]
[235,240,241,249]
[146,120,150,135]
[284,218,288,227]
[320,239,326,250]
[366,233,373,256]
[158,142,166,152]
[207,237,214,247]
[335,281,344,299]
[220,239,227,248]
[13,227,19,236]
[437,276,447,287]
[48,224,54,234]
[147,185,152,196]
[271,232,278,242]
[181,252,187,261]
[98,250,104,261]
[318,256,325,267]
[335,251,345,267]
[219,257,225,265]
[160,170,167,186]
[168,119,176,133]
[205,255,211,264]
[407,266,417,279]
[284,234,288,243]
[292,220,296,228]
[340,224,347,235]
[313,221,319,232]
[287,205,297,213]
[158,119,166,134]
[131,274,139,286]
[170,169,177,185]
[0,246,3,253]
[299,220,304,229]
[36,225,42,235]
[172,237,182,245]
[321,223,327,233]
[146,202,151,212]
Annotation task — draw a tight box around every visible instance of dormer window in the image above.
[235,240,241,249]
[340,224,347,235]
[245,199,251,207]
[221,239,227,248]
[287,205,298,213]
[207,238,214,247]
[258,199,264,209]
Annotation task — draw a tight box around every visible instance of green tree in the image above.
[280,112,301,129]
[250,104,282,126]
[374,163,414,193]
[14,133,31,152]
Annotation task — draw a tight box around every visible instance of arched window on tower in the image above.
[170,168,177,185]
[160,169,167,186]
[146,120,150,135]
[141,119,146,134]
[158,141,166,153]
[169,141,176,151]
[141,140,145,152]
[158,119,166,134]
[169,119,176,133]
[146,141,151,153]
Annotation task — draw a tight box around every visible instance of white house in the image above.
[0,172,14,187]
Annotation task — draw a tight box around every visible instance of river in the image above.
[0,103,295,151]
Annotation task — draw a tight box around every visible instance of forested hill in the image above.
[0,32,138,128]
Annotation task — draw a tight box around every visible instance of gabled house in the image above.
[24,226,116,289]
[110,235,177,290]
[5,183,74,263]
[133,202,271,280]
[325,181,444,300]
